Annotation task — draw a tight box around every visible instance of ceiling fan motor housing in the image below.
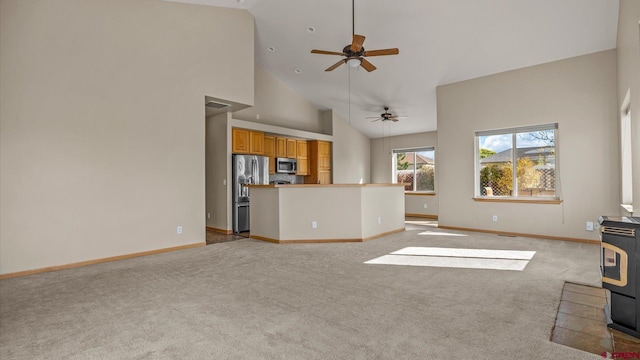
[342,45,365,57]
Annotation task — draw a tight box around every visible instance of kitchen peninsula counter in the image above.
[249,183,405,243]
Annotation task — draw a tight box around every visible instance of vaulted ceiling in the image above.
[170,0,619,138]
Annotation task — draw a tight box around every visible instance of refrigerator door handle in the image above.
[251,159,258,184]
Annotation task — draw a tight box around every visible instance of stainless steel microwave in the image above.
[276,157,297,173]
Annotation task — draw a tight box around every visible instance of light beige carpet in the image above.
[1,225,604,359]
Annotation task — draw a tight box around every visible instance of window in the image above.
[393,147,435,192]
[475,124,558,199]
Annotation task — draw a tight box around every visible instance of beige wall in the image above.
[437,50,619,240]
[370,132,439,216]
[329,111,371,184]
[616,0,640,215]
[234,65,323,133]
[360,186,405,238]
[0,0,254,274]
[205,113,230,230]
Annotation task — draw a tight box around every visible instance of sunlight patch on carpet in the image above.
[417,231,468,237]
[365,247,535,271]
[391,247,535,260]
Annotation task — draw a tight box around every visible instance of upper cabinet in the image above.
[232,128,250,154]
[296,140,309,176]
[317,141,331,170]
[286,139,297,159]
[275,137,287,158]
[264,135,276,174]
[232,128,264,155]
[250,130,264,155]
[276,137,297,159]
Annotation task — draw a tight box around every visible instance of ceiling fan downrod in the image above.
[352,0,355,37]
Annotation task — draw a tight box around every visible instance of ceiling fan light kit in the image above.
[347,58,361,68]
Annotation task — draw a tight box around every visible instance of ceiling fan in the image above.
[310,0,399,72]
[367,107,407,122]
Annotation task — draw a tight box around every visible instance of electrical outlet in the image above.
[177,226,183,234]
[207,212,211,220]
[492,215,498,222]
[312,221,317,229]
[423,203,428,209]
[223,179,227,186]
[586,221,594,231]
[377,217,382,224]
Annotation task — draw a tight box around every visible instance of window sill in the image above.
[621,204,634,214]
[473,197,562,204]
[405,192,436,196]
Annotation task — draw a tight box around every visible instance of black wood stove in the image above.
[599,216,640,339]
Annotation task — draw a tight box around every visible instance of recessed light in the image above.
[267,46,275,52]
[294,69,302,74]
[307,26,316,33]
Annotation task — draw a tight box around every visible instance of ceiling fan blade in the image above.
[364,48,399,57]
[325,59,345,71]
[311,49,345,56]
[366,116,382,119]
[371,118,382,122]
[391,118,400,122]
[360,58,376,72]
[391,116,408,119]
[351,34,365,52]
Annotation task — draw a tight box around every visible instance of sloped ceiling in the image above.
[169,0,619,138]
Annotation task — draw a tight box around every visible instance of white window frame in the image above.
[620,89,633,212]
[392,147,436,193]
[474,123,559,200]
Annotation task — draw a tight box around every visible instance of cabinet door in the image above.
[317,141,331,169]
[264,136,275,157]
[286,138,297,158]
[232,128,249,154]
[276,137,287,158]
[296,140,309,175]
[318,170,331,185]
[264,136,276,174]
[318,155,331,170]
[318,141,331,157]
[296,140,308,157]
[249,131,264,155]
[297,158,309,176]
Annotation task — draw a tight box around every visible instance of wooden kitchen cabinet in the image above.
[232,128,265,155]
[286,138,297,158]
[231,128,249,154]
[264,135,276,174]
[249,131,264,155]
[305,140,332,184]
[317,141,331,170]
[275,137,287,158]
[297,158,309,176]
[296,140,308,157]
[296,140,309,176]
[317,170,331,185]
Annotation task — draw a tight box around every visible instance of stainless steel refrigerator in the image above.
[232,154,269,233]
